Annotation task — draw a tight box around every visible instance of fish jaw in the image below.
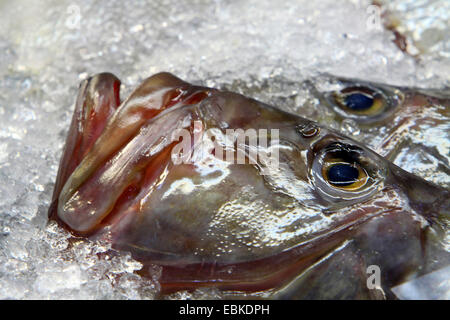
[50,72,450,296]
[49,72,121,222]
[51,72,211,233]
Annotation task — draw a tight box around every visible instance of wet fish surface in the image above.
[225,75,450,189]
[49,72,449,299]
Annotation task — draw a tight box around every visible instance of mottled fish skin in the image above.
[49,72,449,299]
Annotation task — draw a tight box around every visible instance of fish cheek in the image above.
[112,167,231,264]
[111,159,316,267]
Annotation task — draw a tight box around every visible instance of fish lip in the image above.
[56,90,207,234]
[49,73,122,228]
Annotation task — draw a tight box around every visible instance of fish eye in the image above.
[322,160,368,191]
[311,142,383,203]
[333,87,384,116]
[326,83,403,124]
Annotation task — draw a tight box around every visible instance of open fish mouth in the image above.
[49,72,449,299]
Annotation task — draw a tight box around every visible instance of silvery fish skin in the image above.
[230,75,450,189]
[48,72,449,299]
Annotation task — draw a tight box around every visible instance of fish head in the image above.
[49,72,449,297]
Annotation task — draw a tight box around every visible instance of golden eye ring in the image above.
[333,86,385,116]
[321,160,369,191]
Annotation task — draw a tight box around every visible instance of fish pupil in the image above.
[327,164,359,186]
[344,93,374,111]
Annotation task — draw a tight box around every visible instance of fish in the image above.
[226,75,450,189]
[48,72,450,299]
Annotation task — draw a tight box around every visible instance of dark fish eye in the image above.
[327,163,359,186]
[331,85,389,119]
[312,142,383,201]
[318,145,370,191]
[344,93,374,111]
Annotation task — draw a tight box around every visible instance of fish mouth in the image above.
[51,72,212,234]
